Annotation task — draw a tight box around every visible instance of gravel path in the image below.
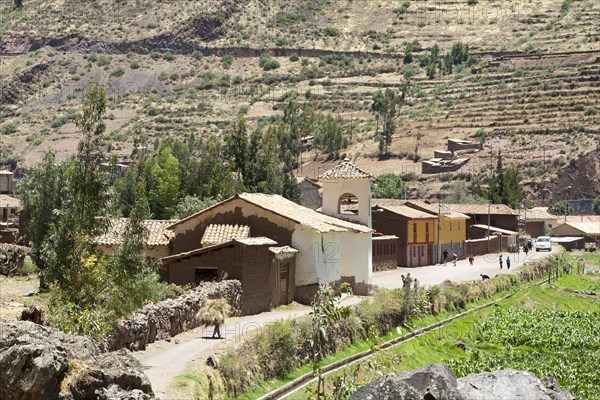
[135,249,556,398]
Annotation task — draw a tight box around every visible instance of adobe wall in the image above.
[109,280,242,351]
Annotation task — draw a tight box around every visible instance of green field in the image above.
[293,274,600,400]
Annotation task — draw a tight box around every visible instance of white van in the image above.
[535,236,552,252]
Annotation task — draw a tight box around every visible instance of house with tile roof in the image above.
[552,215,600,243]
[95,218,175,259]
[164,192,373,307]
[318,158,374,228]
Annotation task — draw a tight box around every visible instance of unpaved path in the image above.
[373,248,557,289]
[135,249,556,398]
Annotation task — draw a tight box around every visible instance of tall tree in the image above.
[484,152,525,208]
[18,151,66,278]
[147,145,181,219]
[224,118,249,178]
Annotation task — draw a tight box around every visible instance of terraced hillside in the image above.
[0,0,598,201]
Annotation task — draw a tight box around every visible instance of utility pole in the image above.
[487,200,491,253]
[438,202,442,264]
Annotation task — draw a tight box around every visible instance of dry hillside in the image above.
[0,0,598,201]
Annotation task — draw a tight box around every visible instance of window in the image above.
[425,223,429,242]
[195,268,218,284]
[338,192,359,215]
[413,223,417,243]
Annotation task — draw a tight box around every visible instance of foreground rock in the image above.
[0,321,156,400]
[350,364,573,400]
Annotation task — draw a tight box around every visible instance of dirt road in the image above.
[135,249,556,398]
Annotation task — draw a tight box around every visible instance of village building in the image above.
[520,207,559,238]
[296,176,322,210]
[162,192,373,312]
[551,215,600,243]
[0,194,21,243]
[0,170,15,194]
[95,218,175,259]
[444,203,519,238]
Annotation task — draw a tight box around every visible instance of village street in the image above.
[135,248,556,399]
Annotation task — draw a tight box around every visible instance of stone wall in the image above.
[110,280,242,351]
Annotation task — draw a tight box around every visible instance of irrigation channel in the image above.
[259,268,576,400]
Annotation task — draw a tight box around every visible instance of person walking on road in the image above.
[468,254,474,266]
[443,248,448,265]
[499,254,503,269]
[196,298,230,339]
[452,252,458,266]
[506,256,511,270]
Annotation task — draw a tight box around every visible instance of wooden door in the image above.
[279,264,289,305]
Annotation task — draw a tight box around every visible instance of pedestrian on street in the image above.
[443,248,448,265]
[523,242,529,255]
[452,252,458,266]
[468,254,474,266]
[499,254,503,269]
[506,256,511,270]
[196,298,230,339]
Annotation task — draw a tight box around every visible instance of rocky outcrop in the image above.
[350,364,573,400]
[110,279,242,351]
[0,244,30,276]
[0,321,154,400]
[457,370,574,400]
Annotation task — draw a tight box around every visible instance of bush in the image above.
[150,51,161,60]
[162,51,174,61]
[130,60,140,69]
[110,67,124,77]
[221,54,233,69]
[289,53,299,62]
[324,26,339,37]
[259,53,280,71]
[584,106,597,116]
[2,123,17,134]
[191,50,204,60]
[51,116,68,129]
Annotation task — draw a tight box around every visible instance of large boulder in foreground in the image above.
[457,369,574,400]
[0,321,155,400]
[350,364,466,400]
[350,364,573,400]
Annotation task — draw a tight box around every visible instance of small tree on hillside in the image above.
[372,174,405,199]
[593,197,600,215]
[548,201,575,216]
[14,0,23,8]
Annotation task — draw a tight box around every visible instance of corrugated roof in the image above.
[169,193,373,233]
[378,205,438,219]
[0,170,13,175]
[445,203,519,216]
[201,224,250,247]
[318,160,373,180]
[553,222,600,236]
[236,237,278,246]
[96,218,175,246]
[0,195,20,208]
[470,224,518,235]
[373,235,399,240]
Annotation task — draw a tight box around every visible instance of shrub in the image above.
[86,52,98,62]
[2,123,17,134]
[289,53,299,62]
[111,67,124,77]
[150,52,161,60]
[130,60,140,69]
[191,50,203,60]
[221,54,233,69]
[467,0,477,4]
[584,106,597,116]
[162,51,174,61]
[259,53,280,71]
[324,26,339,37]
[51,116,68,128]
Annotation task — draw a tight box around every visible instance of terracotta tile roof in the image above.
[378,205,438,219]
[96,218,174,246]
[445,203,519,216]
[163,237,278,263]
[0,195,20,208]
[201,224,250,247]
[318,160,373,180]
[372,198,408,207]
[170,193,373,233]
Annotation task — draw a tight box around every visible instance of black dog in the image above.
[480,274,490,281]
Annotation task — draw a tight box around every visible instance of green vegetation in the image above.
[593,197,600,215]
[371,84,408,154]
[259,53,280,71]
[191,50,204,60]
[221,54,233,69]
[324,27,340,37]
[372,174,405,199]
[473,152,525,208]
[548,200,575,216]
[2,122,17,134]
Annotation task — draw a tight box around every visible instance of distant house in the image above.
[163,192,373,309]
[296,176,322,210]
[371,202,438,267]
[447,139,479,153]
[96,218,175,260]
[552,216,600,243]
[444,203,519,238]
[0,194,21,243]
[405,201,469,261]
[521,207,558,238]
[0,171,14,194]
